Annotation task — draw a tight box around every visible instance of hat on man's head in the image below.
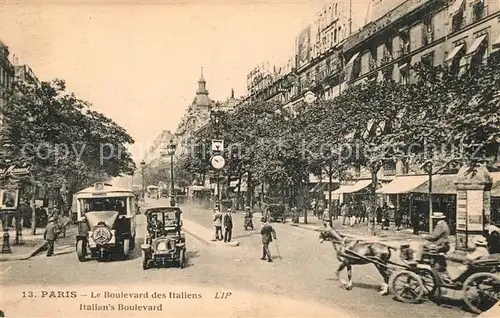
[48,216,55,222]
[432,212,446,219]
[472,236,488,247]
[227,208,232,212]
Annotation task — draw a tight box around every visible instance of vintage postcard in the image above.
[1,0,499,317]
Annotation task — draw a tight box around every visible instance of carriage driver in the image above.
[416,212,450,261]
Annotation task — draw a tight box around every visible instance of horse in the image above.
[319,225,396,295]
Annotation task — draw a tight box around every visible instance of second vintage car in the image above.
[141,206,186,269]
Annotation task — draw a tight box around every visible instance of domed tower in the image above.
[194,67,212,109]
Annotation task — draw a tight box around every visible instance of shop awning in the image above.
[348,179,372,193]
[466,34,487,55]
[345,52,360,82]
[346,52,360,67]
[376,175,428,194]
[493,34,500,48]
[411,174,457,195]
[449,0,465,16]
[309,182,327,193]
[445,44,465,62]
[189,185,207,191]
[331,185,353,195]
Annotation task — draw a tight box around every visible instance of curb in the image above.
[0,228,78,262]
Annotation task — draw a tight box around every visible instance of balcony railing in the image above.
[422,31,433,46]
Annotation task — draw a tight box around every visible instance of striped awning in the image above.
[377,175,428,194]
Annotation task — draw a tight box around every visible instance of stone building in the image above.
[14,64,39,86]
[0,40,15,126]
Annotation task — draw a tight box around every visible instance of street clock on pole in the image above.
[210,155,226,170]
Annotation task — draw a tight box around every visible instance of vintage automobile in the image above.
[75,183,137,261]
[141,207,186,270]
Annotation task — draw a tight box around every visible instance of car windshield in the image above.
[148,211,177,227]
[80,197,128,215]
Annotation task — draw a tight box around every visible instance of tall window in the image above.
[422,14,433,45]
[421,51,434,67]
[334,29,337,43]
[472,0,486,22]
[451,6,465,33]
[400,66,409,85]
[400,31,410,56]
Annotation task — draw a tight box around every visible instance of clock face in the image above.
[211,155,225,170]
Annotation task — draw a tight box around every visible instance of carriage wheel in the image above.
[388,270,425,304]
[414,268,439,298]
[462,272,500,314]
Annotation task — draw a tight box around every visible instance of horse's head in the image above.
[319,227,343,243]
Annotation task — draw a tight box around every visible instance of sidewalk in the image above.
[182,218,240,247]
[0,226,77,262]
[287,216,429,248]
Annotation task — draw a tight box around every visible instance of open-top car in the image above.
[141,206,186,270]
[75,183,137,261]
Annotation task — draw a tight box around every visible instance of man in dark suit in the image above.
[44,216,61,257]
[260,218,277,262]
[223,208,233,243]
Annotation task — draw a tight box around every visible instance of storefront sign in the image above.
[0,164,31,178]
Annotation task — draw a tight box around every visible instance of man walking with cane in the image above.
[260,217,277,262]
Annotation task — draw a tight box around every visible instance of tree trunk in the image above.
[369,168,378,236]
[328,162,333,214]
[236,169,242,210]
[246,172,253,209]
[30,185,36,235]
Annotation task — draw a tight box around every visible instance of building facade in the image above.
[142,129,176,166]
[243,0,500,234]
[14,64,40,86]
[0,40,15,126]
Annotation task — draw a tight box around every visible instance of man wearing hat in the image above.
[212,208,223,241]
[223,208,233,243]
[417,212,450,261]
[485,222,500,254]
[260,218,277,262]
[44,216,61,257]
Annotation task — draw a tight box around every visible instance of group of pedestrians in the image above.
[212,207,233,243]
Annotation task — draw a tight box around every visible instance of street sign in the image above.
[211,139,224,153]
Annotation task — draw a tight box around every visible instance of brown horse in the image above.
[319,226,396,294]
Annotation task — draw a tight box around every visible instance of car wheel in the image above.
[130,236,135,251]
[179,249,186,268]
[76,240,86,262]
[123,239,130,257]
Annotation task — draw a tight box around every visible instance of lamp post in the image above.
[140,160,146,201]
[165,139,177,207]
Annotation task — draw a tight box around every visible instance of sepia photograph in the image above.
[0,0,499,317]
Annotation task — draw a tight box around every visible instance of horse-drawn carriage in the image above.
[390,245,499,314]
[319,227,499,314]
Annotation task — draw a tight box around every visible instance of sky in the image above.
[1,0,372,161]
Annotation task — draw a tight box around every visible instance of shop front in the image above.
[376,175,427,227]
[411,174,458,234]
